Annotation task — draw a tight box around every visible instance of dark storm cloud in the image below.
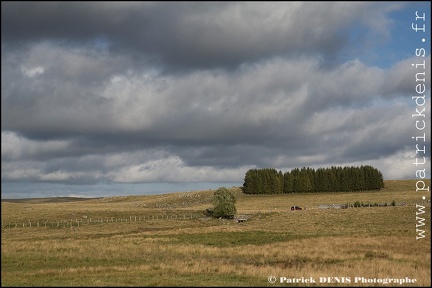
[2,2,389,72]
[1,1,429,192]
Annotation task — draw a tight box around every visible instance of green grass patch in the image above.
[165,230,302,247]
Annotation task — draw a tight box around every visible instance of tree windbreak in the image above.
[243,165,384,194]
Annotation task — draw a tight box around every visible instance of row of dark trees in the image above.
[242,165,384,194]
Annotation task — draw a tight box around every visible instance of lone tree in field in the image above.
[209,187,237,219]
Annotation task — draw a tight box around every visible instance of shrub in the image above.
[211,187,237,219]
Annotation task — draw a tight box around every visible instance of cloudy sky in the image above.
[2,2,431,199]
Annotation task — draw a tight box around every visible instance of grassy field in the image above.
[1,180,430,287]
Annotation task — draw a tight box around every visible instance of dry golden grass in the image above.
[1,180,430,286]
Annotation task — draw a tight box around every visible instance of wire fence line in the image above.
[1,213,205,230]
[2,200,429,230]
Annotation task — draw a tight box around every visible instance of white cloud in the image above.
[1,131,70,160]
[107,155,252,183]
[21,66,44,77]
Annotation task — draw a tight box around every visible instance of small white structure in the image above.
[234,214,249,223]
